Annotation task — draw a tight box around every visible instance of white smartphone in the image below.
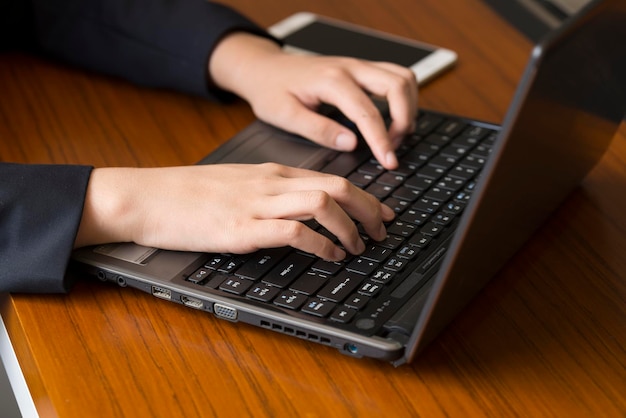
[269,12,458,85]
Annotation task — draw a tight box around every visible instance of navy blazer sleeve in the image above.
[1,0,273,293]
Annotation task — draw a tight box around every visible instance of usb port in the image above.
[151,286,172,300]
[181,295,204,309]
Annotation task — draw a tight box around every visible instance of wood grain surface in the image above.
[1,0,625,416]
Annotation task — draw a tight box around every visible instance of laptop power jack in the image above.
[345,343,359,355]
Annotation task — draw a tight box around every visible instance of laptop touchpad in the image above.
[200,121,338,170]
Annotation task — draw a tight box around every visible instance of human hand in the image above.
[75,164,395,261]
[209,32,419,170]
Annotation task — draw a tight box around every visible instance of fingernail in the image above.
[378,223,387,240]
[333,246,347,260]
[355,239,366,254]
[335,133,356,151]
[385,151,398,168]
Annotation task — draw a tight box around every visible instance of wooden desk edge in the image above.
[1,294,56,417]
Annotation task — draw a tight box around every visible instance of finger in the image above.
[358,62,419,142]
[248,219,346,261]
[264,170,394,241]
[257,189,365,255]
[313,73,398,169]
[256,95,361,153]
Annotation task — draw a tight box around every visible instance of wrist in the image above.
[209,31,283,98]
[75,167,140,248]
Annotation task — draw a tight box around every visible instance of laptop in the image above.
[71,0,626,366]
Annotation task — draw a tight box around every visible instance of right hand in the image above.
[75,163,396,261]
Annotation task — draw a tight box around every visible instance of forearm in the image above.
[28,0,275,99]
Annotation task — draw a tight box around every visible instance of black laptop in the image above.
[72,0,626,365]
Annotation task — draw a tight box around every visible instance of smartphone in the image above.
[269,12,458,85]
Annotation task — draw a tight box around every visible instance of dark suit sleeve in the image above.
[1,1,275,293]
[0,164,92,293]
[29,0,275,99]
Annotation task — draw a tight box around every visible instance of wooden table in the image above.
[2,0,625,416]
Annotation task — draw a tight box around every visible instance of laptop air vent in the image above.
[259,320,331,345]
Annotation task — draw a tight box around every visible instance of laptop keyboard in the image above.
[184,111,498,330]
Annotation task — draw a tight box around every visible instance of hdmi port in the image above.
[181,295,204,309]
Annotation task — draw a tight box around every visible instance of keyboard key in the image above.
[399,209,431,225]
[389,161,420,176]
[384,257,407,272]
[449,165,478,181]
[376,172,405,187]
[409,234,432,248]
[383,197,411,213]
[412,198,443,214]
[358,280,384,297]
[428,155,457,169]
[440,144,470,158]
[358,161,385,176]
[289,271,328,295]
[436,176,465,192]
[397,245,419,260]
[301,298,336,317]
[204,272,230,289]
[424,187,453,202]
[416,165,446,180]
[377,234,405,250]
[317,272,363,302]
[424,133,451,147]
[262,253,313,288]
[405,175,434,191]
[420,222,444,237]
[387,220,417,237]
[346,258,379,276]
[361,245,393,263]
[348,172,375,187]
[344,293,370,310]
[414,114,443,134]
[432,212,454,226]
[218,257,245,274]
[219,278,253,295]
[311,259,344,275]
[443,201,465,215]
[462,124,491,139]
[365,183,394,199]
[391,186,422,202]
[274,291,308,310]
[205,256,226,270]
[437,119,466,137]
[330,306,358,323]
[235,248,288,280]
[246,284,281,303]
[371,270,394,284]
[187,267,211,284]
[460,155,486,170]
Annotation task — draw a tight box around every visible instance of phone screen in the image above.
[281,21,434,66]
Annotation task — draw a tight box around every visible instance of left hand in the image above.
[209,32,419,170]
